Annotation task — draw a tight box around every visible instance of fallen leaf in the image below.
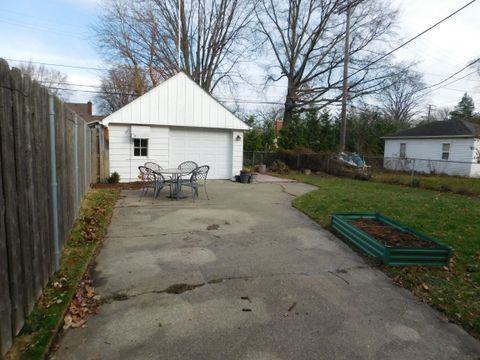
[63,314,73,330]
[85,285,95,298]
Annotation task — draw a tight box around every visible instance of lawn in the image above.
[371,169,480,196]
[5,188,119,360]
[287,172,480,338]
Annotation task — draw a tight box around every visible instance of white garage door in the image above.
[169,128,232,179]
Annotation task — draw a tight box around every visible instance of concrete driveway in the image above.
[55,181,480,360]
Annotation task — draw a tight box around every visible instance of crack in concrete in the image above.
[102,265,371,303]
[279,184,298,197]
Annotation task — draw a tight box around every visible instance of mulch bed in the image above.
[351,219,440,249]
[91,182,143,190]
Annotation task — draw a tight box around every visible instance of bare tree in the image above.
[429,106,450,122]
[96,66,145,114]
[95,0,256,99]
[255,0,399,125]
[17,61,70,99]
[377,66,425,125]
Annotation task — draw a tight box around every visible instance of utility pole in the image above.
[337,0,365,152]
[427,104,435,122]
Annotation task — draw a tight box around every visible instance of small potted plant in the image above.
[240,167,251,183]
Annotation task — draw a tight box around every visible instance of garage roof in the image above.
[383,119,480,139]
[102,71,249,131]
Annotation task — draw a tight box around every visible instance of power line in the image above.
[43,85,287,105]
[347,0,478,81]
[421,60,480,93]
[5,58,107,72]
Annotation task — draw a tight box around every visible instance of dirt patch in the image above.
[206,224,220,230]
[351,219,440,249]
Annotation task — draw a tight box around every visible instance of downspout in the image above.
[49,95,60,271]
[74,115,79,215]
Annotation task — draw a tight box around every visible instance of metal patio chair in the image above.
[144,161,172,182]
[144,161,162,172]
[182,165,210,201]
[178,161,198,174]
[138,166,168,200]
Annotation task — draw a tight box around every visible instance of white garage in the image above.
[102,72,249,182]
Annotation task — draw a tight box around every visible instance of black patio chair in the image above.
[182,165,210,201]
[138,166,168,200]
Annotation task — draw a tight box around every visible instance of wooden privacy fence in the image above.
[0,59,108,356]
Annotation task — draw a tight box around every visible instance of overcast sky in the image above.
[0,0,479,117]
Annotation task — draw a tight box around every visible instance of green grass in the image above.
[371,170,480,196]
[5,189,119,360]
[287,172,480,338]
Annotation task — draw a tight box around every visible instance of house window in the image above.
[442,143,450,160]
[133,138,148,156]
[399,143,406,158]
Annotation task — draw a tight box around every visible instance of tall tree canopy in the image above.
[95,0,256,113]
[450,93,475,121]
[255,0,400,125]
[377,66,425,125]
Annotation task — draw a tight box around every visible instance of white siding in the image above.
[232,131,243,178]
[471,139,480,177]
[384,138,477,177]
[109,124,169,182]
[102,72,249,131]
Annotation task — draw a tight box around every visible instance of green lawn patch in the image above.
[5,188,119,360]
[371,170,480,196]
[288,172,480,339]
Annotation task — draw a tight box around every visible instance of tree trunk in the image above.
[283,82,297,126]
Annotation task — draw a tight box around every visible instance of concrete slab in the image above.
[255,174,296,183]
[55,181,480,360]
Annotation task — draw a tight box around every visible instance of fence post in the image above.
[411,159,416,185]
[48,96,60,271]
[252,151,256,166]
[296,153,301,169]
[84,123,88,191]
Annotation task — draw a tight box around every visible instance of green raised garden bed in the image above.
[331,212,451,266]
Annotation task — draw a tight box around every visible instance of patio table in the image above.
[155,168,193,200]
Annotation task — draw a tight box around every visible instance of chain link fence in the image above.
[244,151,480,180]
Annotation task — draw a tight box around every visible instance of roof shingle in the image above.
[384,119,480,139]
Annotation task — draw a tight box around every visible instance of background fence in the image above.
[243,150,480,179]
[0,59,108,356]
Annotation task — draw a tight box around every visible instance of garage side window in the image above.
[442,143,450,160]
[399,143,406,158]
[133,138,148,156]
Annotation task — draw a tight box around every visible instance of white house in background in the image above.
[102,72,250,182]
[382,119,480,177]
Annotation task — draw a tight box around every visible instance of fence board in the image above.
[0,59,25,336]
[31,81,49,287]
[40,86,54,275]
[65,111,75,232]
[24,77,43,299]
[10,68,35,314]
[0,65,13,357]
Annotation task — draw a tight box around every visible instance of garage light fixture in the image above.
[235,135,242,141]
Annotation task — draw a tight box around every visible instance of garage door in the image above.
[169,128,232,179]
